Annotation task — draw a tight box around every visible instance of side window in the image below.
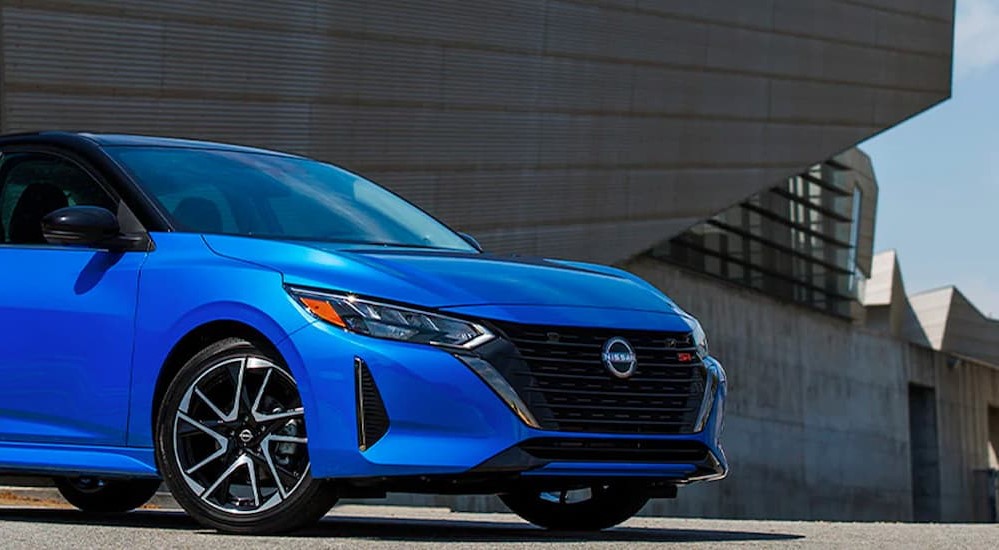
[0,153,117,245]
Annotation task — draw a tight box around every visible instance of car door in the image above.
[0,150,146,446]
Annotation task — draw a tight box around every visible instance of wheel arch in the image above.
[151,320,284,432]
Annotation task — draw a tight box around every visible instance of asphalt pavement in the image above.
[1,503,998,549]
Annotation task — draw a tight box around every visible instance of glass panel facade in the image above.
[650,161,864,318]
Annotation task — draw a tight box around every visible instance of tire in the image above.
[155,337,338,534]
[500,485,649,531]
[54,476,161,514]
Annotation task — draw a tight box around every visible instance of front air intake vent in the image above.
[355,358,389,450]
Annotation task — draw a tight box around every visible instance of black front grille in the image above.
[487,322,706,435]
[355,358,389,450]
[521,438,709,463]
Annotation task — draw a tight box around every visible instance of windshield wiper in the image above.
[358,241,457,251]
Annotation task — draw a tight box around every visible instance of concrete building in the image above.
[0,0,953,263]
[651,148,879,320]
[2,0,992,522]
[862,248,999,369]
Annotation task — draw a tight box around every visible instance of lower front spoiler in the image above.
[333,440,727,499]
[520,454,727,482]
[474,439,728,483]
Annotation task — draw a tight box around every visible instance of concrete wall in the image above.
[626,258,999,521]
[909,352,999,522]
[0,0,954,263]
[625,256,913,520]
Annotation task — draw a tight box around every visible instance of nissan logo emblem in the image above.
[602,337,637,379]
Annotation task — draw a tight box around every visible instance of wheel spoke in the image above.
[255,407,305,424]
[249,447,302,486]
[227,358,247,419]
[177,412,228,444]
[247,456,261,507]
[176,411,230,475]
[200,453,250,501]
[251,368,273,418]
[248,447,289,500]
[262,451,289,499]
[185,445,228,475]
[257,434,309,498]
[195,387,230,421]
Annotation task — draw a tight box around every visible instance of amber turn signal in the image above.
[298,296,347,328]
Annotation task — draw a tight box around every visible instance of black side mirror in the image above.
[458,232,483,252]
[42,206,121,247]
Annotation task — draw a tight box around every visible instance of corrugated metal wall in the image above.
[0,0,953,262]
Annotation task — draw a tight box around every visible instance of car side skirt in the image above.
[0,441,159,479]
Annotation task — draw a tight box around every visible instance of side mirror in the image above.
[42,206,121,247]
[458,232,483,252]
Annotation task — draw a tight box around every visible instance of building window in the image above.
[650,160,867,318]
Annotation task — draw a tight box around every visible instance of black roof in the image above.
[0,131,302,158]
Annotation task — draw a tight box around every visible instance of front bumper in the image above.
[279,320,728,483]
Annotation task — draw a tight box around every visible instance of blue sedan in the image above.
[0,132,726,534]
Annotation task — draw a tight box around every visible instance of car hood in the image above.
[204,235,685,316]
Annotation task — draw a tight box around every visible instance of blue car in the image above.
[0,132,727,534]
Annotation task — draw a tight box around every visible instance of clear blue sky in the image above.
[859,0,999,317]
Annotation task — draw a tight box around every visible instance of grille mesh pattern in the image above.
[491,322,706,435]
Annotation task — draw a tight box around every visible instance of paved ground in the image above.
[1,502,997,549]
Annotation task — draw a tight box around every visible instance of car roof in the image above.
[0,131,304,158]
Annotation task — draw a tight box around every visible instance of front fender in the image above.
[125,234,314,448]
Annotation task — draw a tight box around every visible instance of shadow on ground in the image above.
[0,507,804,543]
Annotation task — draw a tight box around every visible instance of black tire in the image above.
[155,337,337,534]
[54,476,161,514]
[500,485,649,531]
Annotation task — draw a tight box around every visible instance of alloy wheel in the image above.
[172,356,310,515]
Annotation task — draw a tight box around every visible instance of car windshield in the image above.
[106,146,475,252]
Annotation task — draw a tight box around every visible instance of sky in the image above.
[859,0,999,317]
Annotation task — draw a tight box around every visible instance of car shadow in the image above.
[299,514,804,543]
[0,507,803,543]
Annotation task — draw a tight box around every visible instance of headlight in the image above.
[287,286,494,349]
[690,318,709,358]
